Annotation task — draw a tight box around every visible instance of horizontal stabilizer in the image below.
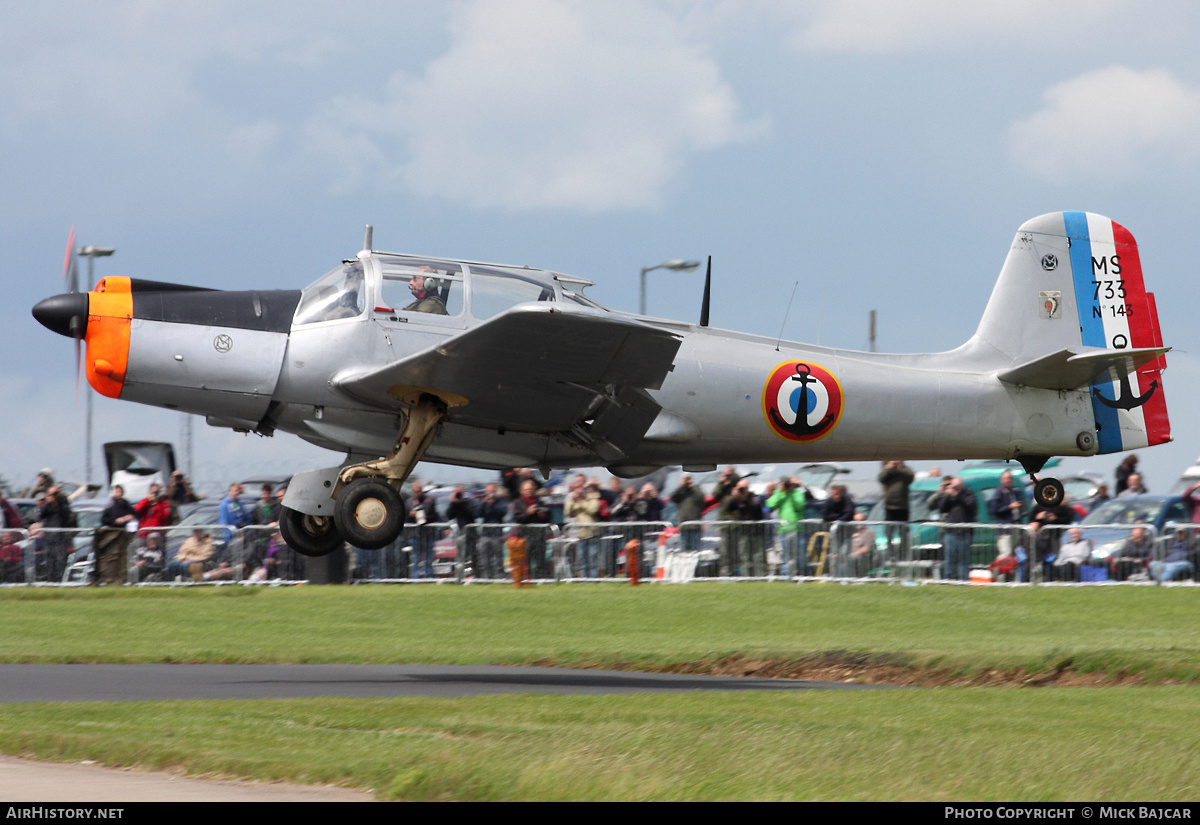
[997,346,1170,391]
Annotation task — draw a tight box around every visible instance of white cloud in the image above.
[1006,65,1200,182]
[2,3,244,132]
[781,0,1118,54]
[0,2,363,209]
[305,0,765,211]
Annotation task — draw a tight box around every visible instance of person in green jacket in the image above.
[767,477,807,577]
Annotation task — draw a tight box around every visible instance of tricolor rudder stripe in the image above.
[1064,212,1171,453]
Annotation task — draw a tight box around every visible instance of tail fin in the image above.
[974,211,1171,453]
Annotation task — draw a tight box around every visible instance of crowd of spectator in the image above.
[0,468,298,585]
[1,454,1196,586]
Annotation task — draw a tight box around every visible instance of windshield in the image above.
[76,510,104,529]
[294,262,366,325]
[795,464,843,490]
[1082,498,1167,526]
[179,509,220,527]
[1062,476,1101,504]
[868,489,936,523]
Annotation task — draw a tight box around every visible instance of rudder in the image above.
[1063,212,1170,452]
[973,211,1171,453]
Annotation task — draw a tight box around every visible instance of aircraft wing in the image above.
[333,304,682,460]
[996,346,1170,391]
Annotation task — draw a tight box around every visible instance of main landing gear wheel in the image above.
[1033,478,1065,508]
[279,506,344,557]
[334,477,405,550]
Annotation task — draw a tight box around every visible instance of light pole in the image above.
[639,259,700,316]
[77,245,115,487]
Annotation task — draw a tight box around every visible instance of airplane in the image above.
[33,211,1171,556]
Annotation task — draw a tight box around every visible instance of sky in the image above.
[4,0,1199,496]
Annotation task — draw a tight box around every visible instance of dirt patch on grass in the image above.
[530,652,1174,688]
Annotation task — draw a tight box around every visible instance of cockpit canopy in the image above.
[293,254,604,326]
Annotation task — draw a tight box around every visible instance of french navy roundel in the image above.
[761,360,844,443]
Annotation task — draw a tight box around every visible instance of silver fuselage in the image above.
[249,300,1089,472]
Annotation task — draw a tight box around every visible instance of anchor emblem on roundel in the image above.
[762,360,844,443]
[1093,375,1157,411]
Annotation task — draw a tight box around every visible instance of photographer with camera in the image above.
[767,476,807,577]
[928,476,977,581]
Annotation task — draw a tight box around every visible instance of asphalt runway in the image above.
[0,664,891,702]
[0,665,891,800]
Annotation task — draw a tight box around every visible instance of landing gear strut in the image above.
[275,392,452,557]
[1018,455,1065,508]
[331,392,449,550]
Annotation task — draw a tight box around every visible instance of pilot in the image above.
[404,269,448,315]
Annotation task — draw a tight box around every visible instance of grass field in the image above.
[1,582,1197,800]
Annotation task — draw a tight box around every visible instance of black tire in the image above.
[1033,477,1065,508]
[279,506,344,557]
[334,478,405,550]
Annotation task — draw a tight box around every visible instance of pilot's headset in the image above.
[421,276,438,292]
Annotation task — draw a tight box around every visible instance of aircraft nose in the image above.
[32,292,89,338]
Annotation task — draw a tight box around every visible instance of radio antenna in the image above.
[775,281,799,351]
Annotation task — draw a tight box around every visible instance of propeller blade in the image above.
[74,335,82,400]
[62,226,78,293]
[60,226,84,400]
[699,255,711,328]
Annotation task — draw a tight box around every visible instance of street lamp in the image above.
[639,259,700,316]
[77,245,115,487]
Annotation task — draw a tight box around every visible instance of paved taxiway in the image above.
[0,664,891,702]
[0,755,375,802]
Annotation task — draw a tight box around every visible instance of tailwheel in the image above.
[280,506,344,557]
[1033,477,1065,508]
[335,477,405,550]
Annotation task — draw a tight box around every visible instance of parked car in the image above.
[60,500,110,583]
[8,498,37,527]
[1078,495,1191,560]
[865,461,1043,573]
[164,495,260,559]
[430,530,459,578]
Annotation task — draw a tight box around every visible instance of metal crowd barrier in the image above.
[0,522,311,586]
[2,517,1195,587]
[0,527,32,584]
[351,521,564,583]
[350,521,457,582]
[1147,524,1200,584]
[551,521,672,580]
[455,522,649,583]
[1026,522,1158,585]
[821,520,1168,585]
[642,519,1183,586]
[847,521,1034,584]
